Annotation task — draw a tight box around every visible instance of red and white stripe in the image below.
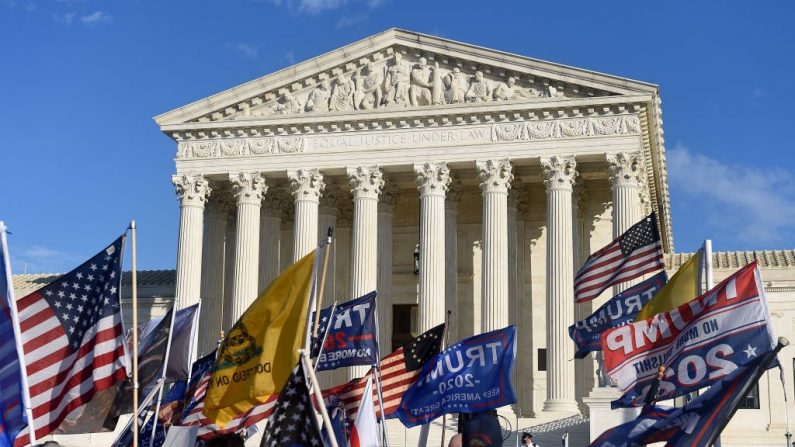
[13,292,127,446]
[574,239,664,303]
[323,346,417,421]
[179,371,277,440]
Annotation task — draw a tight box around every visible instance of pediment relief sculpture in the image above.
[212,49,606,123]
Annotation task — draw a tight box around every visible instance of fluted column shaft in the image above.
[229,172,267,323]
[222,212,236,333]
[445,181,462,341]
[289,169,325,262]
[199,196,229,355]
[542,155,579,413]
[415,163,451,333]
[608,152,643,295]
[172,174,211,309]
[377,180,398,353]
[347,166,383,379]
[477,160,513,334]
[318,185,341,308]
[258,193,282,292]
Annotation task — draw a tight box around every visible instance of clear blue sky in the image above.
[2,0,794,273]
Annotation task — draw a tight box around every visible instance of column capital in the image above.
[229,172,267,205]
[541,155,578,191]
[320,183,345,216]
[288,168,325,202]
[414,162,451,197]
[262,186,286,218]
[606,152,642,189]
[380,177,400,209]
[476,159,514,194]
[347,165,384,200]
[172,174,211,208]
[207,192,235,218]
[446,179,463,210]
[507,178,526,210]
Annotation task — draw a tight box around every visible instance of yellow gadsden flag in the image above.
[203,250,315,427]
[635,251,701,321]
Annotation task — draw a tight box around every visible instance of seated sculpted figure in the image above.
[305,79,331,113]
[329,74,355,112]
[465,71,491,102]
[353,62,382,110]
[492,77,532,101]
[443,67,467,104]
[409,57,435,107]
[275,91,302,115]
[384,53,410,107]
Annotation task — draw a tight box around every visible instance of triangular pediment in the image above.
[154,28,658,126]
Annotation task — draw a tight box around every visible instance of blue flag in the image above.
[589,406,676,447]
[322,394,347,447]
[0,223,27,447]
[311,291,378,371]
[569,272,667,358]
[396,326,517,428]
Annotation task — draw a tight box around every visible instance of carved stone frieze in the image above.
[177,136,305,159]
[196,47,607,124]
[491,115,640,143]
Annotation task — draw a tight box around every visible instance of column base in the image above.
[582,386,639,442]
[541,398,580,415]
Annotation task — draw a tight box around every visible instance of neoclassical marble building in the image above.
[149,29,794,445]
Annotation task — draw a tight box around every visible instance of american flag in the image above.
[260,361,323,447]
[13,236,129,445]
[323,323,445,421]
[574,213,665,303]
[179,360,277,440]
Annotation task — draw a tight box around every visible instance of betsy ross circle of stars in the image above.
[40,240,123,351]
[261,363,322,447]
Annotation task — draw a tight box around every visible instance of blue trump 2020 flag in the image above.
[396,326,516,428]
[569,271,667,359]
[0,223,27,447]
[311,291,378,371]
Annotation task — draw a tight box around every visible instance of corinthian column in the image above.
[445,180,462,342]
[288,169,325,262]
[607,151,643,238]
[172,174,211,309]
[199,194,231,355]
[318,184,342,308]
[414,162,451,332]
[377,179,399,352]
[541,155,580,414]
[229,172,267,322]
[259,188,284,292]
[347,166,383,379]
[476,160,513,334]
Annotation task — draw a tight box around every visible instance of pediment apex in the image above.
[154,28,659,127]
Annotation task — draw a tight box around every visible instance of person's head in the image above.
[448,433,463,447]
[507,77,516,86]
[475,71,484,81]
[521,432,533,445]
[419,57,428,67]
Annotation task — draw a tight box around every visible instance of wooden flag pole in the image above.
[313,227,333,339]
[131,220,140,447]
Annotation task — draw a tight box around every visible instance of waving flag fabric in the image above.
[569,272,667,359]
[635,250,700,321]
[396,326,517,428]
[259,361,323,447]
[203,250,315,427]
[14,235,129,445]
[603,262,777,408]
[322,323,445,422]
[0,222,27,447]
[311,291,378,371]
[574,213,664,303]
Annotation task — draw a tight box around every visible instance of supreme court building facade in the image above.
[151,29,795,445]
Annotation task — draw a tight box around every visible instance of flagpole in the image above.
[130,220,140,447]
[1,222,37,446]
[704,239,714,290]
[439,311,452,447]
[313,227,334,339]
[304,239,326,353]
[184,299,202,390]
[148,304,179,447]
[314,301,337,373]
[301,350,339,447]
[372,299,389,447]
